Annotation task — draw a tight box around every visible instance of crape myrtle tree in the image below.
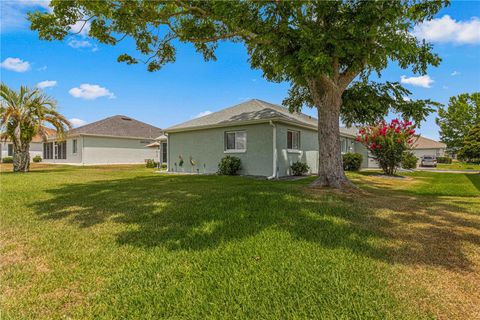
[29,0,445,188]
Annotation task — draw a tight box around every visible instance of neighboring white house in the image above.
[0,128,56,161]
[411,136,447,159]
[43,115,163,165]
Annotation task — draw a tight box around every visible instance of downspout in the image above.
[166,133,169,172]
[267,120,277,180]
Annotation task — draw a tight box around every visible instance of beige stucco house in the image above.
[411,136,447,159]
[43,115,163,165]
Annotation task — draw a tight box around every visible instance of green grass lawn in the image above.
[1,164,479,319]
[437,162,480,171]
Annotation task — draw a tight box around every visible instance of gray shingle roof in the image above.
[166,99,355,136]
[68,115,162,139]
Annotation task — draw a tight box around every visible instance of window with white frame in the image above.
[72,139,77,154]
[287,130,300,150]
[224,131,247,152]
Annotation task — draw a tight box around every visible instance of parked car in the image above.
[421,156,437,167]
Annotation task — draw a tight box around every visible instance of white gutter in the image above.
[267,120,277,180]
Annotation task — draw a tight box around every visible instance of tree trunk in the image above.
[13,144,30,172]
[309,78,353,189]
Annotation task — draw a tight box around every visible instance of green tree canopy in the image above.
[436,92,480,155]
[29,0,446,187]
[458,124,480,162]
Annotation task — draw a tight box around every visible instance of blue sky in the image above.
[1,1,479,140]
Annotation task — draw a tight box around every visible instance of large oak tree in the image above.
[29,0,445,187]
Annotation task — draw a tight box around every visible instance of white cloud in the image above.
[400,75,434,88]
[69,84,115,100]
[36,65,47,71]
[68,38,93,48]
[0,0,51,32]
[412,15,480,45]
[69,118,87,127]
[402,96,411,102]
[14,0,50,9]
[193,110,213,118]
[67,37,97,52]
[0,57,31,72]
[451,71,460,76]
[36,80,57,89]
[69,20,91,37]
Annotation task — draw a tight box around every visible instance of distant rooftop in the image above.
[413,136,446,149]
[67,115,162,139]
[31,127,57,142]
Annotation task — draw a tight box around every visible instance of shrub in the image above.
[436,156,452,164]
[217,156,242,175]
[401,152,417,169]
[145,159,158,168]
[342,153,363,171]
[32,155,42,163]
[357,119,417,175]
[290,161,309,176]
[161,163,167,170]
[2,156,13,163]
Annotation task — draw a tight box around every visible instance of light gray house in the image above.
[43,115,162,165]
[164,99,365,177]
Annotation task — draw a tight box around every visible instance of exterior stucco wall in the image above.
[275,124,319,176]
[412,148,445,159]
[42,136,156,165]
[168,123,273,176]
[82,136,157,164]
[275,124,361,176]
[29,142,43,159]
[0,142,12,159]
[353,142,380,168]
[1,141,43,161]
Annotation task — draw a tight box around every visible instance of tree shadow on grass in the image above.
[33,174,480,271]
[466,173,480,192]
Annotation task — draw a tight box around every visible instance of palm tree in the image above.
[0,83,71,172]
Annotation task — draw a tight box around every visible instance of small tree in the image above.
[357,119,416,175]
[458,124,480,163]
[0,83,71,172]
[436,92,480,156]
